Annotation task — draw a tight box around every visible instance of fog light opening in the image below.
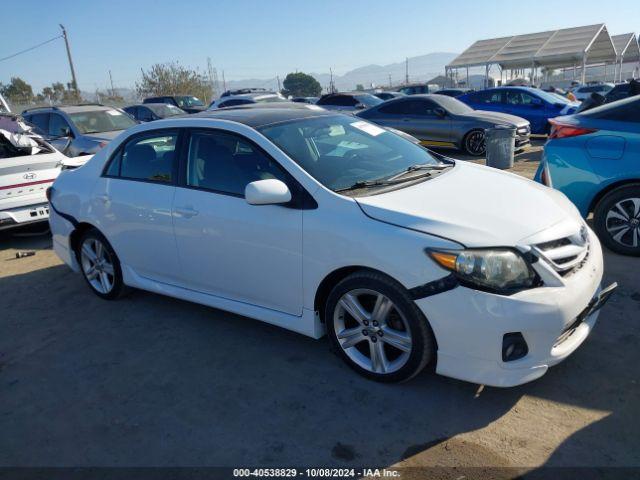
[502,332,529,362]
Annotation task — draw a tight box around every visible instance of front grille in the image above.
[533,226,590,277]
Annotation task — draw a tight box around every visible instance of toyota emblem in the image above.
[23,172,37,180]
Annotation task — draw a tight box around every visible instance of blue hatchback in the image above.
[458,87,579,134]
[534,96,640,256]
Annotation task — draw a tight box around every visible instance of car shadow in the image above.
[0,262,522,468]
[0,247,636,471]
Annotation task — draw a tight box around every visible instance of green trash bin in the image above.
[485,125,516,169]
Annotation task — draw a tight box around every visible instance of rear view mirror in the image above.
[245,179,292,205]
[434,107,446,117]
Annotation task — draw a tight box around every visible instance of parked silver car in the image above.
[22,105,137,157]
[356,94,530,156]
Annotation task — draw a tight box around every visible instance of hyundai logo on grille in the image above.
[23,172,37,180]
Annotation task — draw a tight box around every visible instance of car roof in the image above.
[191,105,336,128]
[23,104,113,114]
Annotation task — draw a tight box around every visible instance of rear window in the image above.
[582,96,640,123]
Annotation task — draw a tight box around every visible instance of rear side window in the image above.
[106,131,178,183]
[379,99,432,115]
[468,91,502,104]
[186,130,288,196]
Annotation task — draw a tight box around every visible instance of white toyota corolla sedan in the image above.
[48,106,616,387]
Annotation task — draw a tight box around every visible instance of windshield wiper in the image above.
[387,163,450,180]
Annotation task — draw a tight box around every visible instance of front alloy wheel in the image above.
[326,271,435,382]
[334,289,412,374]
[463,129,486,156]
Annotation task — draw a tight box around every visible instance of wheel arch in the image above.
[313,265,405,323]
[69,222,100,259]
[588,179,640,214]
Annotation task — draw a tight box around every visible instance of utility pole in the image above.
[222,70,227,92]
[388,73,392,89]
[405,57,409,85]
[59,25,79,94]
[277,75,281,92]
[330,68,334,93]
[108,70,115,97]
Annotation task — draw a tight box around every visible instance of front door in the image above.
[172,128,303,315]
[92,129,182,284]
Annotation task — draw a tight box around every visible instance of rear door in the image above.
[371,99,452,144]
[503,90,547,133]
[91,129,182,284]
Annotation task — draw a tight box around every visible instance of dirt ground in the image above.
[1,142,638,477]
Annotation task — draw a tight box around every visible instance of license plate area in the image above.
[554,282,617,346]
[29,204,49,218]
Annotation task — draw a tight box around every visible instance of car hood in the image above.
[83,130,124,142]
[462,110,529,127]
[355,161,582,247]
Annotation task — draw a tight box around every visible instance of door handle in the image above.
[174,206,199,218]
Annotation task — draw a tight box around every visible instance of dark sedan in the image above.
[123,103,186,122]
[356,94,530,156]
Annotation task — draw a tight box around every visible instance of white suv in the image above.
[48,106,615,387]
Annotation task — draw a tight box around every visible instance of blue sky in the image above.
[2,0,639,92]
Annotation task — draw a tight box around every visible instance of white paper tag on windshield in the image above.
[350,120,385,136]
[106,110,122,116]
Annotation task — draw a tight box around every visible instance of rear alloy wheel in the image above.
[463,129,486,156]
[78,229,126,299]
[594,185,640,256]
[325,271,435,383]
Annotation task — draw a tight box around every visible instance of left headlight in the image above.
[427,248,538,293]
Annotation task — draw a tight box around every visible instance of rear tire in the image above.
[325,270,436,383]
[593,184,640,256]
[463,129,486,156]
[76,228,127,299]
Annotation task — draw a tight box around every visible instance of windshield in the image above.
[150,104,185,117]
[69,109,137,134]
[433,95,473,114]
[356,94,384,107]
[176,96,204,108]
[534,89,574,105]
[255,95,289,103]
[260,115,442,192]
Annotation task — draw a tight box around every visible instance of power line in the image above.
[0,34,62,63]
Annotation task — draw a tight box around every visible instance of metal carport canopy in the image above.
[612,33,640,63]
[447,24,617,70]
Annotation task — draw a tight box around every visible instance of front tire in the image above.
[463,129,486,156]
[325,270,436,383]
[593,184,640,256]
[77,229,127,299]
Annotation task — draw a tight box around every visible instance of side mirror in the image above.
[245,179,292,206]
[434,107,446,117]
[354,103,367,110]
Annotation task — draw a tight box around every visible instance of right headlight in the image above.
[427,248,538,293]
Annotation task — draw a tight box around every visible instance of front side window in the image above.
[470,91,502,104]
[186,130,287,196]
[68,109,136,134]
[108,131,178,182]
[260,115,442,192]
[48,113,71,137]
[506,91,536,106]
[379,99,431,115]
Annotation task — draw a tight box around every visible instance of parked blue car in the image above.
[534,96,640,256]
[458,87,579,134]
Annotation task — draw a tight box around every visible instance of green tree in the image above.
[136,62,213,103]
[281,72,322,97]
[355,84,364,91]
[0,77,34,104]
